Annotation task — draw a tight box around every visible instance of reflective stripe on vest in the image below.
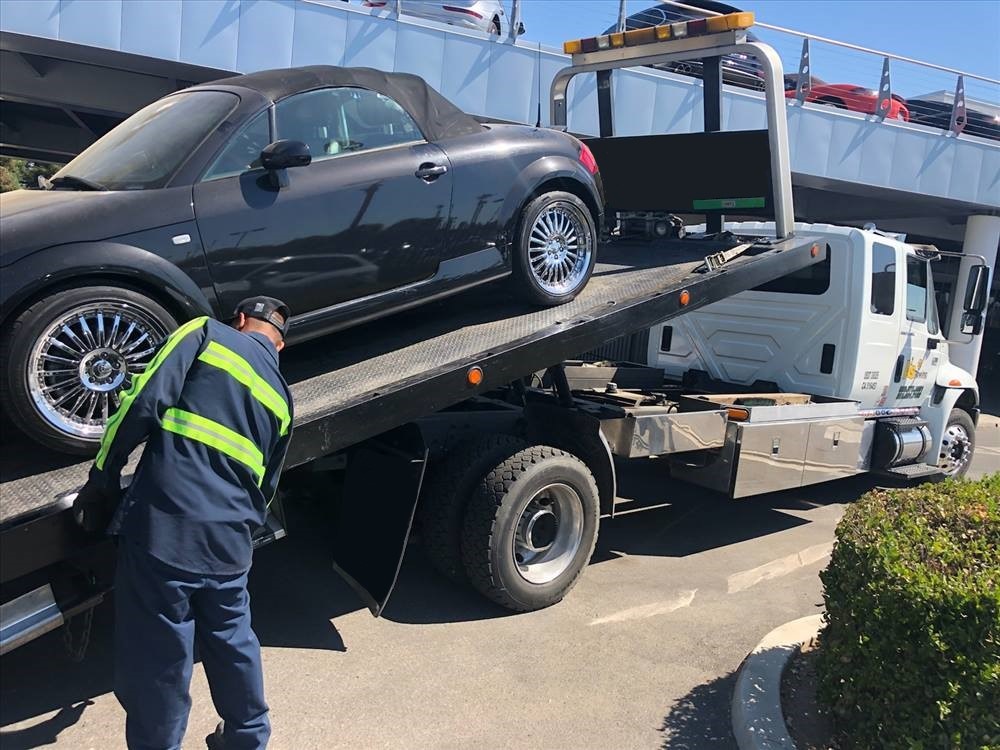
[161,407,265,484]
[96,316,208,471]
[197,341,291,436]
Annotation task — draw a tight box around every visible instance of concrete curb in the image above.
[731,613,824,750]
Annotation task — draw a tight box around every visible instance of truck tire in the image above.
[937,408,975,479]
[513,191,597,306]
[461,445,600,611]
[418,434,530,584]
[1,285,176,454]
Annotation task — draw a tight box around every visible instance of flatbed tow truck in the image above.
[0,13,986,654]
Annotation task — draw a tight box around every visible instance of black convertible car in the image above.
[0,66,604,454]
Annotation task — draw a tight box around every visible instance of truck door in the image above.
[856,241,903,409]
[895,253,943,406]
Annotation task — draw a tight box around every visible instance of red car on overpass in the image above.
[785,74,910,121]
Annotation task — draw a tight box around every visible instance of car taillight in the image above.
[579,142,599,175]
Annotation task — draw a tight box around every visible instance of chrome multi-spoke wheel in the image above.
[27,302,169,440]
[515,191,596,305]
[512,482,585,585]
[526,203,593,296]
[938,420,973,477]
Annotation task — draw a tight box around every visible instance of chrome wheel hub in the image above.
[512,483,584,585]
[937,423,972,477]
[79,348,128,392]
[528,204,592,295]
[28,302,168,439]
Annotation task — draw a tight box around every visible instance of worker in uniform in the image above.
[73,296,294,750]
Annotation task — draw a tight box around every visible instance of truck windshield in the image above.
[50,91,239,191]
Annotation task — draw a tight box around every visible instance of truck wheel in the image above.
[461,445,600,611]
[937,409,975,479]
[1,285,176,455]
[418,434,530,584]
[514,191,597,306]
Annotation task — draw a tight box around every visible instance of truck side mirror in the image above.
[963,264,989,314]
[959,312,984,336]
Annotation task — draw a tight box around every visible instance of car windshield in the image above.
[51,91,239,191]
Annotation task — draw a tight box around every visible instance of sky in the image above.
[516,0,1000,102]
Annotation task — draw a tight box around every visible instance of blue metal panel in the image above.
[947,137,986,204]
[537,53,567,128]
[723,89,767,132]
[290,1,349,68]
[394,23,447,92]
[614,70,659,136]
[975,146,1000,206]
[650,75,701,135]
[439,33,492,116]
[0,0,60,38]
[342,12,396,71]
[236,0,295,72]
[58,0,122,50]
[121,0,182,61]
[566,73,598,136]
[787,107,829,177]
[179,0,240,72]
[486,42,539,125]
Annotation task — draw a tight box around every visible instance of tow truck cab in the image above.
[648,222,984,478]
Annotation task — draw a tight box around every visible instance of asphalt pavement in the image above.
[2,418,997,750]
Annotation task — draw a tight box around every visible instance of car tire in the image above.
[490,16,501,35]
[460,445,600,612]
[513,191,597,306]
[937,408,976,479]
[1,285,177,455]
[418,434,531,584]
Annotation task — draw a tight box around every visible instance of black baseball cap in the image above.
[233,296,291,337]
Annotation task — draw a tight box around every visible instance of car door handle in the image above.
[415,163,448,180]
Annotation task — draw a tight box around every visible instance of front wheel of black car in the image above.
[1,285,177,455]
[514,191,597,306]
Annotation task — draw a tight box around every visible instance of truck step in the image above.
[878,463,943,480]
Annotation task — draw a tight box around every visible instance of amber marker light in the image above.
[811,244,820,257]
[467,366,484,386]
[679,289,691,306]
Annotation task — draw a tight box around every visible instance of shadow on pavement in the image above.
[660,670,739,749]
[0,461,860,745]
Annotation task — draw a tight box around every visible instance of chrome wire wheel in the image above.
[512,482,585,585]
[526,203,593,296]
[938,422,972,477]
[27,302,169,439]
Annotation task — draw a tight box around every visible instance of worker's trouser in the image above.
[114,541,270,750]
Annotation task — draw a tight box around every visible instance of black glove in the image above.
[72,481,119,534]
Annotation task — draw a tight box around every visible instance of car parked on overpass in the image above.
[0,65,602,455]
[362,0,521,36]
[784,74,910,121]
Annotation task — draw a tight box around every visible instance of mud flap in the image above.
[332,424,428,617]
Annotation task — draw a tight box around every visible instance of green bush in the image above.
[818,475,1000,750]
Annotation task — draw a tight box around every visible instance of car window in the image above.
[870,242,896,316]
[275,88,423,162]
[50,91,238,190]
[202,110,271,181]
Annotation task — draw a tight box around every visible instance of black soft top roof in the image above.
[202,65,483,142]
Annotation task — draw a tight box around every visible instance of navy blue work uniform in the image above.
[87,315,292,750]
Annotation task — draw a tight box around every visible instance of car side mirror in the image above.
[963,264,989,314]
[261,140,311,187]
